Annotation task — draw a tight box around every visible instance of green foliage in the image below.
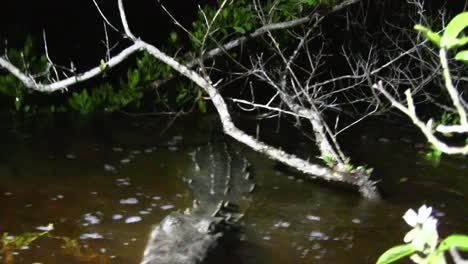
[1,224,52,252]
[415,12,468,56]
[67,51,176,114]
[424,144,442,164]
[189,0,334,49]
[191,0,256,49]
[377,205,468,264]
[136,51,172,82]
[414,25,441,47]
[321,154,336,167]
[0,37,48,113]
[376,244,417,264]
[68,90,95,114]
[455,50,468,62]
[438,235,468,252]
[303,0,336,7]
[174,81,208,113]
[440,12,468,50]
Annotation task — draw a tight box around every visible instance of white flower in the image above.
[402,205,439,253]
[403,205,432,227]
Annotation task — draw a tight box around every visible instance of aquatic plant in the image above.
[377,205,468,264]
[0,224,109,263]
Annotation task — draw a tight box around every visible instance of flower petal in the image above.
[422,217,438,233]
[403,209,418,227]
[404,228,417,243]
[417,205,432,224]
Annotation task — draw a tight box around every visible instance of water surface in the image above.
[0,114,466,263]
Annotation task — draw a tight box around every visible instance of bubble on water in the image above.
[116,178,131,186]
[351,218,361,224]
[120,198,139,205]
[125,216,142,224]
[161,204,174,210]
[273,221,290,228]
[309,231,328,241]
[20,246,30,250]
[36,225,54,231]
[4,192,12,196]
[400,137,412,143]
[139,211,150,215]
[83,213,101,225]
[131,150,142,155]
[112,147,123,152]
[66,154,76,159]
[80,233,103,239]
[262,236,271,240]
[168,146,179,152]
[104,164,117,172]
[144,148,153,153]
[120,158,131,164]
[112,214,123,220]
[378,137,390,143]
[152,196,161,200]
[306,215,321,221]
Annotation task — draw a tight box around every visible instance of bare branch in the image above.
[373,81,468,155]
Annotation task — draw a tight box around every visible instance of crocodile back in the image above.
[187,141,254,217]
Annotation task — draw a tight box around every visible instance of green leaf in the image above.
[427,252,446,264]
[376,244,418,264]
[99,59,107,71]
[455,50,468,63]
[441,12,468,49]
[414,25,441,47]
[233,26,246,34]
[438,235,468,252]
[169,32,178,43]
[197,99,207,113]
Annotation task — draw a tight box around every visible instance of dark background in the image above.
[0,0,465,70]
[0,0,215,69]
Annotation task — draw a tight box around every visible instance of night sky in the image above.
[0,0,465,68]
[0,0,214,68]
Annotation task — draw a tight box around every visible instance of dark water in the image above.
[0,114,466,264]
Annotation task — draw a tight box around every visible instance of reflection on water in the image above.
[0,115,466,263]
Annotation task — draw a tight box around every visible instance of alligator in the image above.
[140,141,255,264]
